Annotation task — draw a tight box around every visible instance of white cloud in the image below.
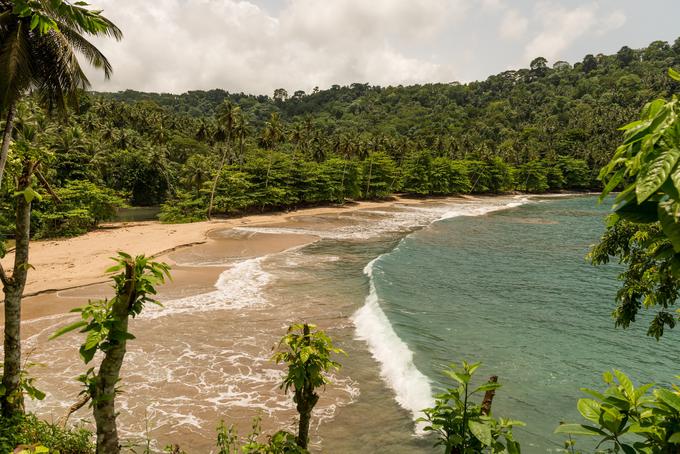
[479,0,505,12]
[84,0,463,94]
[599,10,627,35]
[523,1,627,62]
[499,9,529,40]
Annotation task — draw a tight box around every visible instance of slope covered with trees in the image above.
[2,38,680,232]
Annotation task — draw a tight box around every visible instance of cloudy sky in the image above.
[85,0,680,95]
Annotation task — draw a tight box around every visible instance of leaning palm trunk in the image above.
[1,160,34,417]
[0,101,17,191]
[364,159,373,198]
[92,262,136,454]
[207,140,230,219]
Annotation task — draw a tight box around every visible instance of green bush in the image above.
[159,190,208,223]
[34,180,126,237]
[0,413,93,454]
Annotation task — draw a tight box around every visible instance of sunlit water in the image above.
[22,195,679,453]
[358,195,679,452]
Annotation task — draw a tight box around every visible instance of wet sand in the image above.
[7,195,502,452]
[1,198,428,298]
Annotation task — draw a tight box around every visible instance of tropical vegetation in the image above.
[3,0,680,451]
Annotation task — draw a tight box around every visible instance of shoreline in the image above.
[4,196,452,299]
[2,193,595,323]
[15,192,594,451]
[9,194,504,324]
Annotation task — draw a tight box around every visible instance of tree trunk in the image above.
[1,160,34,417]
[296,387,318,449]
[339,160,347,203]
[364,159,373,199]
[208,140,230,220]
[92,262,136,454]
[481,376,498,416]
[0,101,17,192]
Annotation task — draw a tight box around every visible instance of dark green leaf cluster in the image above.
[419,361,523,454]
[0,412,93,454]
[556,370,680,453]
[589,221,679,339]
[592,69,680,338]
[272,323,344,398]
[215,417,307,454]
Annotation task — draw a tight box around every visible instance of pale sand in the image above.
[2,199,416,297]
[2,197,457,322]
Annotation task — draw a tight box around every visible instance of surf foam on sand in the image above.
[351,197,530,429]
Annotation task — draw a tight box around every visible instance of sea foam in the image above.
[352,258,435,424]
[144,256,272,319]
[351,197,530,429]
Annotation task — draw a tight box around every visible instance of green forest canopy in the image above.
[2,37,680,233]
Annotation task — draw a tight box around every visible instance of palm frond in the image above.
[33,29,89,112]
[58,21,112,78]
[0,20,33,110]
[44,0,122,40]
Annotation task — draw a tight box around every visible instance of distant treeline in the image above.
[1,38,679,232]
[160,153,590,222]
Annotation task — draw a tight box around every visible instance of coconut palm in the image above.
[0,0,121,417]
[233,113,251,169]
[0,0,121,190]
[207,100,239,218]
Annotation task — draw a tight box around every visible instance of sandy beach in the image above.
[7,194,535,452]
[2,198,426,300]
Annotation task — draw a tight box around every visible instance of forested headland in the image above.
[2,38,679,236]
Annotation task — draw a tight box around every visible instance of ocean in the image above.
[24,195,679,453]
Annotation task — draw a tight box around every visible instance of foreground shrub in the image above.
[419,361,523,453]
[0,413,93,454]
[216,417,306,454]
[556,370,680,453]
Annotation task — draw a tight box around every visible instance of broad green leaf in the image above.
[658,201,680,252]
[621,444,635,454]
[633,383,654,401]
[670,68,680,82]
[554,424,606,436]
[669,161,680,195]
[49,320,87,340]
[655,388,680,412]
[577,398,601,424]
[506,439,521,454]
[468,420,493,446]
[600,168,625,199]
[443,369,469,385]
[668,432,680,443]
[614,370,635,399]
[14,187,43,203]
[636,148,680,203]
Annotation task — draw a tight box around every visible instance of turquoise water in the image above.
[368,196,679,452]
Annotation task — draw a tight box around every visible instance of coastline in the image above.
[3,196,446,299]
[9,192,592,452]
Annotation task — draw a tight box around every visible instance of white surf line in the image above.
[351,197,530,433]
[144,241,316,319]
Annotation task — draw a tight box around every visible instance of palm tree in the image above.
[207,100,239,218]
[233,113,251,170]
[0,0,121,417]
[288,122,305,161]
[261,112,284,191]
[0,0,122,191]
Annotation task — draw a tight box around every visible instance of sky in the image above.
[84,0,680,95]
